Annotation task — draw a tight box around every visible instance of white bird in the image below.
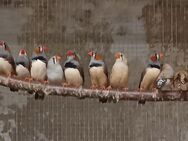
[47,55,63,85]
[110,52,128,90]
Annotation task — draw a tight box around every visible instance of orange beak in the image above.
[88,51,93,56]
[115,52,121,59]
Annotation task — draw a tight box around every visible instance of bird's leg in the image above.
[106,85,112,90]
[5,72,13,78]
[152,88,158,93]
[139,87,144,92]
[43,80,49,85]
[123,87,128,91]
[91,85,97,89]
[63,82,70,87]
[100,86,107,90]
[25,77,33,82]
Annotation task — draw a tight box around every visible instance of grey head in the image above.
[0,40,12,58]
[88,50,104,68]
[147,52,164,69]
[16,49,30,69]
[63,50,84,82]
[63,50,80,69]
[0,40,16,71]
[31,45,48,64]
[48,55,62,67]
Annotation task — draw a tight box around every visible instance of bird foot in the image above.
[25,77,33,82]
[123,87,128,91]
[43,80,49,85]
[106,86,112,90]
[152,88,158,93]
[100,86,107,90]
[139,87,144,92]
[6,73,12,78]
[91,85,97,89]
[63,83,70,87]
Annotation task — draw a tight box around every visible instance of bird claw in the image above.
[123,87,128,91]
[43,80,49,85]
[63,83,70,87]
[100,86,107,90]
[25,77,33,82]
[106,86,112,90]
[139,87,144,92]
[91,85,97,90]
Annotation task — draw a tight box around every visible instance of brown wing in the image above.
[138,69,146,89]
[103,63,109,85]
[78,64,84,84]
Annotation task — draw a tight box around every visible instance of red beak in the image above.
[88,51,93,56]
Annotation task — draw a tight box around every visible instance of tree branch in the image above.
[0,75,187,102]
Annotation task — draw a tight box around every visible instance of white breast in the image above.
[110,62,128,88]
[31,60,47,81]
[89,66,108,87]
[16,65,30,78]
[0,58,13,75]
[64,68,83,87]
[141,68,160,90]
[47,65,63,83]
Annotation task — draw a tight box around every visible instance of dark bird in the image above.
[109,52,128,90]
[47,55,63,85]
[139,52,164,91]
[88,50,108,89]
[31,45,48,81]
[63,50,84,87]
[156,63,174,90]
[15,49,30,79]
[0,40,15,76]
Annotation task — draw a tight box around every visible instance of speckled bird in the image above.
[156,63,174,89]
[0,41,15,76]
[63,50,84,87]
[88,50,108,89]
[110,52,128,90]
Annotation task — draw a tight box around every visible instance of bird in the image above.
[139,52,164,91]
[173,70,188,91]
[15,49,30,79]
[47,55,63,85]
[30,45,48,82]
[0,40,16,76]
[63,50,84,87]
[156,63,174,90]
[88,50,108,89]
[109,52,128,90]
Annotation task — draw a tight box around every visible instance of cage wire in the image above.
[0,0,187,141]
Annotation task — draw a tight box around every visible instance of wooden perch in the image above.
[0,75,187,102]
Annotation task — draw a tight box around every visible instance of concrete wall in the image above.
[0,0,188,140]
